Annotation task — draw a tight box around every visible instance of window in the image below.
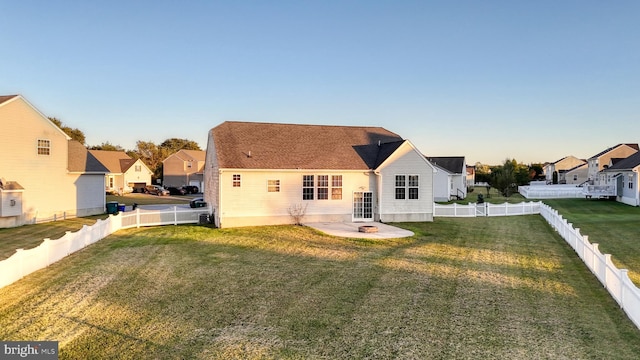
[629,174,634,189]
[573,175,578,181]
[303,175,314,200]
[395,175,406,199]
[331,175,342,200]
[317,175,329,200]
[187,161,192,169]
[232,174,241,187]
[109,177,114,188]
[268,179,280,192]
[37,139,50,155]
[396,174,419,200]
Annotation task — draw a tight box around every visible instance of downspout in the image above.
[374,170,382,222]
[218,169,223,227]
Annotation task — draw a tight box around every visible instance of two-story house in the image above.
[0,95,107,227]
[162,149,205,191]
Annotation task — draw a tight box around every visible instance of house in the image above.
[544,156,586,184]
[162,149,205,191]
[204,121,436,228]
[89,150,152,194]
[559,162,588,185]
[426,156,467,202]
[0,95,107,227]
[466,165,475,187]
[601,152,640,206]
[586,144,638,185]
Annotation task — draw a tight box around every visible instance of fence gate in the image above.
[476,203,487,217]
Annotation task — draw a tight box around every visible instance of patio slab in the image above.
[304,222,414,239]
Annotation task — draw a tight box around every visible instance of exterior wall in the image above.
[204,130,221,226]
[72,174,106,216]
[432,168,452,202]
[124,159,152,189]
[376,143,434,222]
[589,146,638,184]
[0,97,80,225]
[163,151,205,189]
[562,165,588,185]
[616,170,639,206]
[216,169,371,228]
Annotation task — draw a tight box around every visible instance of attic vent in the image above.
[247,151,252,158]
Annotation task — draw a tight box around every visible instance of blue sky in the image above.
[1,1,638,165]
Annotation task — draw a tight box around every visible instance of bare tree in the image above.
[287,203,308,225]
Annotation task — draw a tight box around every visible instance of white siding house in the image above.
[426,156,467,202]
[0,95,107,227]
[204,121,435,228]
[602,152,640,206]
[89,150,152,194]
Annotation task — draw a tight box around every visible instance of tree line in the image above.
[475,159,545,197]
[50,117,201,181]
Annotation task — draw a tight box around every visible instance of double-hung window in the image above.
[331,175,342,200]
[396,175,419,200]
[268,179,280,192]
[37,139,50,155]
[232,174,241,187]
[303,175,314,200]
[317,175,329,200]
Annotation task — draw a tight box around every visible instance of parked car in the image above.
[144,185,170,196]
[183,185,199,194]
[189,197,207,208]
[166,186,187,195]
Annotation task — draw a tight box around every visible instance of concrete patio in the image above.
[304,222,414,239]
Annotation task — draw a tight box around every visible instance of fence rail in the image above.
[0,207,211,289]
[434,201,542,217]
[539,204,640,329]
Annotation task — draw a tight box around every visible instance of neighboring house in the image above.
[559,162,588,185]
[544,156,586,184]
[89,150,152,194]
[426,156,467,202]
[601,152,640,206]
[586,144,638,185]
[204,121,436,228]
[162,149,205,191]
[0,95,107,227]
[466,165,475,187]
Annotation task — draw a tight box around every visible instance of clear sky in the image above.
[1,1,638,165]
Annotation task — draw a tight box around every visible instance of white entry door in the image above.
[353,191,373,221]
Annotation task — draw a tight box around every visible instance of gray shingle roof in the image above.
[425,156,465,174]
[588,144,639,160]
[88,149,136,173]
[211,121,404,170]
[604,152,640,171]
[68,141,109,173]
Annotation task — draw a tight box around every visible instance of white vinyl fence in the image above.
[539,204,640,329]
[519,185,585,199]
[0,206,211,289]
[434,201,543,217]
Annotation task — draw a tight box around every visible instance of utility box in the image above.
[0,181,24,218]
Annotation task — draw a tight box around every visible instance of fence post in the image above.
[136,208,141,228]
[15,248,24,279]
[43,238,51,266]
[174,206,178,225]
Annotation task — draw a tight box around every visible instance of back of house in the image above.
[204,121,435,228]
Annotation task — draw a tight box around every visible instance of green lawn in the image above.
[0,215,109,260]
[542,198,640,286]
[1,219,639,359]
[107,193,193,206]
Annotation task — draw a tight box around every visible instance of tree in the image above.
[89,142,124,151]
[49,117,86,144]
[159,138,201,153]
[490,158,530,197]
[134,141,167,180]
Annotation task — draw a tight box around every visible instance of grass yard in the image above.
[1,218,639,359]
[543,198,640,286]
[0,215,109,260]
[107,193,193,206]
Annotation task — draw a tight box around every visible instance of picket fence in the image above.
[435,201,640,330]
[539,204,640,329]
[0,206,211,289]
[434,201,543,217]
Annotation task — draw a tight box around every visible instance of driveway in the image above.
[305,222,414,239]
